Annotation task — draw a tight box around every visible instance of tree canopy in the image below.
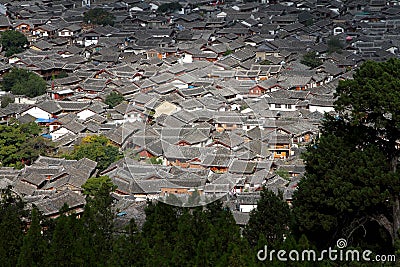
[66,135,122,172]
[84,8,115,26]
[244,188,292,247]
[105,92,124,108]
[82,176,116,196]
[327,36,344,54]
[300,51,322,69]
[0,122,54,168]
[0,184,262,266]
[0,186,26,266]
[293,59,400,252]
[2,68,47,98]
[157,2,182,13]
[333,59,400,245]
[293,130,395,250]
[0,30,28,57]
[0,95,14,108]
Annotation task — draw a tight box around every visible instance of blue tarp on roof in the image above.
[36,118,56,123]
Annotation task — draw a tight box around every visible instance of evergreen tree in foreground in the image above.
[17,208,47,267]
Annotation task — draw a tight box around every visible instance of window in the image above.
[285,104,292,109]
[275,104,281,108]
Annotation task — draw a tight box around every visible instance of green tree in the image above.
[53,70,68,79]
[2,68,47,97]
[223,49,233,56]
[1,95,14,108]
[67,135,122,172]
[17,208,47,267]
[110,219,147,266]
[293,132,395,250]
[141,201,181,266]
[0,122,53,168]
[334,58,400,245]
[84,8,115,26]
[259,59,272,65]
[157,2,182,13]
[84,181,117,265]
[82,175,116,196]
[244,188,292,247]
[17,135,54,166]
[0,186,26,266]
[172,210,199,265]
[46,204,85,266]
[300,51,322,68]
[327,36,344,54]
[0,30,28,57]
[275,169,290,180]
[105,91,124,108]
[202,201,243,265]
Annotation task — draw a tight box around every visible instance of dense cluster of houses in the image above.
[0,0,397,224]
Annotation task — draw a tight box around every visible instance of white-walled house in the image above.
[77,109,96,121]
[51,126,74,140]
[22,107,52,119]
[267,98,298,111]
[308,98,335,113]
[83,32,99,47]
[58,24,81,38]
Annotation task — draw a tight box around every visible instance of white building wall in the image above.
[22,107,51,119]
[77,109,96,121]
[51,127,73,140]
[309,105,334,113]
[239,204,257,213]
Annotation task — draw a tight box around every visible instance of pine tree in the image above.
[80,182,115,265]
[17,208,47,267]
[110,219,147,266]
[46,204,85,266]
[244,188,292,247]
[0,186,25,266]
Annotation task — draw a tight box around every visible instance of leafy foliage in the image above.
[105,92,124,108]
[223,49,233,56]
[244,188,292,247]
[300,51,322,68]
[66,135,122,172]
[327,36,344,54]
[293,59,400,251]
[17,208,47,267]
[0,122,54,168]
[259,59,272,65]
[274,169,290,180]
[0,30,28,57]
[0,95,14,108]
[157,2,182,13]
[2,68,47,98]
[0,183,339,267]
[333,59,400,245]
[82,175,116,196]
[84,8,115,26]
[293,132,395,250]
[0,186,26,266]
[52,71,68,79]
[140,200,253,266]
